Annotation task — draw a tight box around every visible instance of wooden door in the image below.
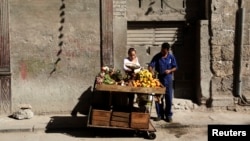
[0,0,11,115]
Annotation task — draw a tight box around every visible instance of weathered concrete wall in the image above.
[126,0,200,21]
[9,0,250,114]
[196,20,212,105]
[128,0,186,21]
[113,0,127,71]
[210,0,238,107]
[9,0,100,114]
[241,1,250,100]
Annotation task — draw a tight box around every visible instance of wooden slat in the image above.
[128,34,180,38]
[155,30,178,34]
[127,34,154,38]
[128,37,154,42]
[127,26,183,47]
[155,35,177,38]
[92,120,110,126]
[155,28,179,30]
[127,30,154,34]
[112,111,130,118]
[92,109,111,117]
[111,116,130,122]
[128,41,183,46]
[95,84,166,94]
[131,112,149,123]
[155,33,182,37]
[155,38,179,41]
[110,121,129,128]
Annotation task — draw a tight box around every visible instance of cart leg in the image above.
[91,128,97,137]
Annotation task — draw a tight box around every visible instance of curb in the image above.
[0,123,208,133]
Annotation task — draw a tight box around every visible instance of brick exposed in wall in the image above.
[242,45,250,61]
[211,30,235,46]
[212,61,233,77]
[211,76,234,96]
[210,0,250,103]
[221,45,234,61]
[211,45,221,61]
[241,61,250,76]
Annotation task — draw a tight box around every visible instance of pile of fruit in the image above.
[95,66,162,88]
[95,66,123,85]
[132,69,162,88]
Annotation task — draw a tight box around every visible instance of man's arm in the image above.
[165,55,177,74]
[165,67,177,74]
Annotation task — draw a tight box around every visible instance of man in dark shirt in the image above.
[148,42,178,122]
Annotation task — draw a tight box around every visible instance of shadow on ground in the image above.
[45,116,147,139]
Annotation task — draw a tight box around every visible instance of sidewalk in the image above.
[1,109,250,133]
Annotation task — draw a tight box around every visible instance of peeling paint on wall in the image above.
[20,61,27,80]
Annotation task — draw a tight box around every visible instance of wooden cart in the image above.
[87,84,165,139]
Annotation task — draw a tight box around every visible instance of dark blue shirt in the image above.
[149,52,177,85]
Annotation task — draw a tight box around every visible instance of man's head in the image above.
[161,42,170,56]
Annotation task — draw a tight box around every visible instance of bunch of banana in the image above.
[132,69,162,88]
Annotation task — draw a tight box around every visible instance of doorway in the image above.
[127,21,197,101]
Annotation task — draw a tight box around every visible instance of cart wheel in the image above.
[146,132,156,140]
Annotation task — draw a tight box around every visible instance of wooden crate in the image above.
[130,112,150,129]
[91,109,111,126]
[92,120,110,126]
[112,111,130,118]
[111,116,130,122]
[110,121,129,128]
[110,111,130,128]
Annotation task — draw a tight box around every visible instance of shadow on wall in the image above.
[71,86,93,116]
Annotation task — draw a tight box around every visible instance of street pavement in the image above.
[1,107,250,141]
[1,97,250,140]
[1,107,250,133]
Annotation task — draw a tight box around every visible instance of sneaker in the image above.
[166,117,173,123]
[154,117,161,121]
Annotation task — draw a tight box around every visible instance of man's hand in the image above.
[165,69,172,74]
[165,68,176,74]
